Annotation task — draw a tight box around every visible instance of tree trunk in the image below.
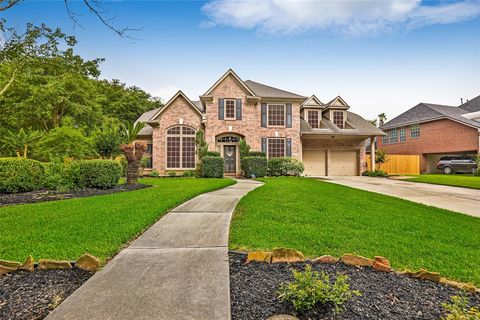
[121,142,147,185]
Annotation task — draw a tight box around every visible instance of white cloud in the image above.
[201,0,480,36]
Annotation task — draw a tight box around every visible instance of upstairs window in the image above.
[267,138,285,158]
[399,127,406,142]
[268,104,285,126]
[307,110,319,128]
[333,111,344,129]
[166,125,196,169]
[225,99,236,119]
[389,129,398,144]
[411,124,420,138]
[382,134,389,145]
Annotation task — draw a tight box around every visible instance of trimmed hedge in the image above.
[0,158,45,193]
[249,151,266,157]
[70,160,122,189]
[201,156,224,178]
[206,151,221,157]
[362,170,388,177]
[267,157,304,176]
[242,156,267,178]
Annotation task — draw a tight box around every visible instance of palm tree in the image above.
[378,113,387,126]
[120,121,146,185]
[2,128,43,158]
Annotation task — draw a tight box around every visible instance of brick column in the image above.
[326,149,331,176]
[370,136,375,171]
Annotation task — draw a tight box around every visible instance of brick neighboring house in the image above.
[136,69,384,176]
[379,95,480,173]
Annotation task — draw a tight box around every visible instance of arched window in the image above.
[166,126,196,169]
[217,136,240,143]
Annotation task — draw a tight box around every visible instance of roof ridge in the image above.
[244,79,305,98]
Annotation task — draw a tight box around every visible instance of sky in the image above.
[3,0,480,120]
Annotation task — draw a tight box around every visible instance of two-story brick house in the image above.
[136,69,384,176]
[379,95,480,173]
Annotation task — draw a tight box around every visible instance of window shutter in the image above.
[261,103,267,127]
[261,138,267,154]
[236,99,242,120]
[286,103,292,128]
[286,138,292,157]
[218,98,224,120]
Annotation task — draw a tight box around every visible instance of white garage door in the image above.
[330,150,358,176]
[303,150,326,176]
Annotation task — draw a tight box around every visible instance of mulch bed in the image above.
[229,252,479,320]
[0,269,93,320]
[0,184,150,207]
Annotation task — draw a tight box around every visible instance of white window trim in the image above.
[165,126,196,170]
[410,124,420,139]
[399,127,406,143]
[389,128,398,144]
[306,109,320,128]
[267,137,286,158]
[267,104,286,127]
[331,110,346,129]
[224,99,236,120]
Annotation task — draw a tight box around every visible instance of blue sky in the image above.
[3,0,480,120]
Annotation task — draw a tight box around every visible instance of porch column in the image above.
[326,149,331,176]
[370,136,375,171]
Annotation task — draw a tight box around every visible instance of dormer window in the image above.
[225,99,236,119]
[307,110,319,128]
[333,111,345,129]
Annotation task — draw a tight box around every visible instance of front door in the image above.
[224,145,236,173]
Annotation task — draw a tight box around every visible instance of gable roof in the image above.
[244,80,306,99]
[381,102,480,130]
[301,95,324,108]
[301,111,385,136]
[324,96,350,110]
[459,94,480,112]
[150,90,203,120]
[203,69,256,96]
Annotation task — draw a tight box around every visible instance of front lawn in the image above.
[0,178,234,262]
[230,177,480,285]
[403,174,480,190]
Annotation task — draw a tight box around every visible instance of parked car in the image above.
[437,155,478,174]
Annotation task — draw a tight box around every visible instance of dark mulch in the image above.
[0,269,93,320]
[0,184,150,207]
[229,252,479,320]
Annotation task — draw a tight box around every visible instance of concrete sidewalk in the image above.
[47,179,262,320]
[322,176,480,218]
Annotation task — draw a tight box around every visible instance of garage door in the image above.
[303,150,326,176]
[330,150,358,176]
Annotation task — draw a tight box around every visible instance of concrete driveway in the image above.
[322,176,480,218]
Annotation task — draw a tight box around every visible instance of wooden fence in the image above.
[366,154,420,175]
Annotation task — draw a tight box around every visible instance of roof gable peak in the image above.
[202,69,255,97]
[150,90,202,120]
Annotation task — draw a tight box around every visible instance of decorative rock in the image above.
[267,315,299,320]
[246,252,272,263]
[311,255,338,264]
[0,260,20,275]
[19,256,34,272]
[415,269,440,282]
[75,254,100,271]
[373,256,391,272]
[0,265,17,275]
[341,254,374,267]
[271,248,305,263]
[38,259,72,270]
[439,278,477,294]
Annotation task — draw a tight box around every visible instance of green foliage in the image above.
[182,170,196,178]
[70,160,122,189]
[0,157,45,193]
[94,123,123,159]
[475,156,480,177]
[167,171,177,177]
[249,151,266,157]
[41,159,77,191]
[267,158,304,176]
[441,294,480,320]
[206,151,221,157]
[242,156,267,178]
[195,130,208,176]
[150,169,160,177]
[115,156,128,177]
[277,265,361,314]
[239,138,251,159]
[201,156,224,178]
[34,125,95,161]
[375,149,388,170]
[362,170,388,177]
[1,128,43,158]
[121,121,145,144]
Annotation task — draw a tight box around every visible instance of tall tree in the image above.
[1,128,43,158]
[378,113,387,126]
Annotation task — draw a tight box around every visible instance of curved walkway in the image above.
[47,179,263,320]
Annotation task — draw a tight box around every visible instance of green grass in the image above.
[0,178,234,263]
[230,177,480,285]
[403,174,480,190]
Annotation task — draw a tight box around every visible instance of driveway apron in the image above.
[46,179,262,320]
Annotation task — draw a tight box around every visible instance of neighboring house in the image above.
[136,69,384,176]
[379,95,480,173]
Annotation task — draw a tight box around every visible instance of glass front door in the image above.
[223,145,236,173]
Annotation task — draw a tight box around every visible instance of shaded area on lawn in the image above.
[0,178,234,262]
[403,174,480,190]
[229,177,480,285]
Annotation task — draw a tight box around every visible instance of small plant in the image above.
[277,265,360,314]
[167,171,177,177]
[150,169,160,177]
[375,149,388,171]
[268,158,304,176]
[474,156,480,177]
[441,294,480,320]
[182,170,196,178]
[362,170,388,177]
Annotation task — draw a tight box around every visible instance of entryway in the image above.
[224,145,236,174]
[216,133,243,176]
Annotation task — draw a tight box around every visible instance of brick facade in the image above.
[379,119,480,172]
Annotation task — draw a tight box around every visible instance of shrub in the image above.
[201,156,224,178]
[441,294,480,320]
[70,160,122,189]
[268,158,304,176]
[474,156,480,177]
[242,156,267,178]
[206,151,221,157]
[150,169,160,177]
[167,171,177,177]
[182,170,196,177]
[42,159,77,191]
[249,151,266,157]
[239,138,251,159]
[362,170,388,177]
[0,158,45,193]
[277,265,361,314]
